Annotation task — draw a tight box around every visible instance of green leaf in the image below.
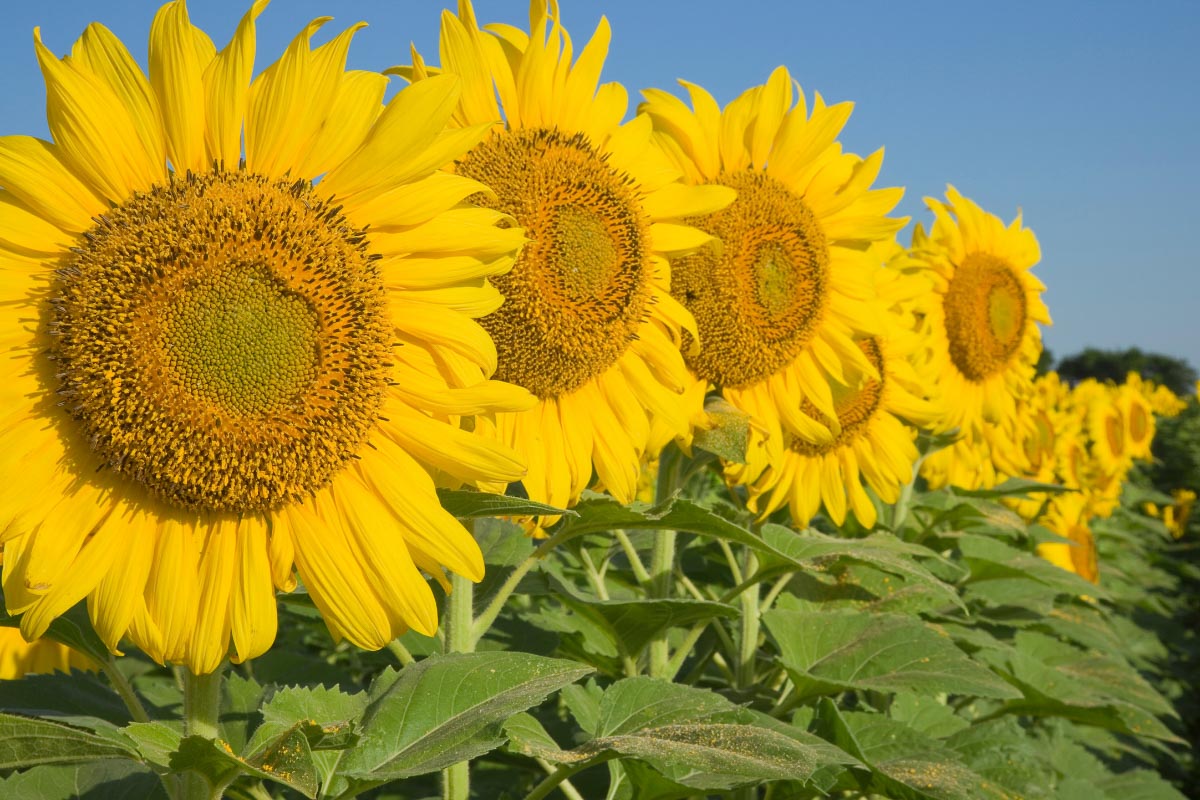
[813,699,1013,800]
[758,525,965,611]
[247,684,367,752]
[956,534,1110,600]
[887,694,970,739]
[591,678,736,736]
[220,674,265,755]
[122,722,182,770]
[984,630,1182,743]
[571,679,856,790]
[0,761,166,800]
[339,652,591,780]
[690,396,751,463]
[0,672,132,729]
[169,732,320,799]
[0,712,137,769]
[1094,769,1189,800]
[557,594,737,659]
[502,712,579,763]
[763,609,1021,701]
[950,478,1071,499]
[435,488,572,519]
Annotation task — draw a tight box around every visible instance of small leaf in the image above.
[169,732,319,799]
[340,652,591,780]
[0,712,137,769]
[691,397,751,463]
[503,712,580,763]
[436,488,572,519]
[764,609,1021,701]
[122,722,182,770]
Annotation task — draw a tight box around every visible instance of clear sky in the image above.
[2,1,1197,370]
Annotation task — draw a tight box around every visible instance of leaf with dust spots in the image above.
[551,679,857,790]
[578,722,838,791]
[814,700,1021,800]
[169,731,319,799]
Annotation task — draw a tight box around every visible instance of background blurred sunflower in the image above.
[0,0,531,673]
[914,187,1049,489]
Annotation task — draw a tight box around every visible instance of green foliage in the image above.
[0,447,1194,799]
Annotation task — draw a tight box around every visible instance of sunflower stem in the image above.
[102,656,151,724]
[471,526,574,648]
[181,665,225,800]
[648,445,683,678]
[735,550,761,690]
[443,571,474,800]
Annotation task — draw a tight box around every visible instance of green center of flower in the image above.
[163,264,320,416]
[455,127,650,399]
[943,252,1027,381]
[51,170,391,513]
[673,170,829,389]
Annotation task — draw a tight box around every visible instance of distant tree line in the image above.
[1041,347,1197,397]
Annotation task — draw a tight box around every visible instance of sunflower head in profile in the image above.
[396,0,734,523]
[0,1,534,673]
[911,187,1050,446]
[730,252,937,529]
[1036,493,1100,585]
[640,66,907,477]
[1115,381,1155,460]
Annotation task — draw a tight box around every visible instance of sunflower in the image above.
[731,254,935,529]
[397,1,733,519]
[1002,372,1072,520]
[1036,493,1099,584]
[1116,381,1155,460]
[640,66,907,478]
[0,1,533,673]
[1125,371,1186,418]
[911,187,1050,449]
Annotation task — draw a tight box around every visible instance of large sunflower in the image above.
[398,1,733,516]
[731,258,936,529]
[911,187,1050,444]
[640,66,907,473]
[0,1,532,673]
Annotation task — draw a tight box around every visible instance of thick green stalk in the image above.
[735,550,760,690]
[443,571,474,800]
[181,666,225,800]
[647,446,683,677]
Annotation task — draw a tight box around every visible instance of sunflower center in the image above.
[1023,410,1056,469]
[1128,401,1150,444]
[791,338,885,456]
[942,252,1027,381]
[163,264,320,416]
[455,128,650,399]
[51,170,391,513]
[1105,413,1125,456]
[672,170,829,389]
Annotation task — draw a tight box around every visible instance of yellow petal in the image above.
[34,29,162,202]
[0,136,104,232]
[149,0,216,174]
[71,23,167,176]
[189,518,237,674]
[203,0,268,167]
[230,519,277,663]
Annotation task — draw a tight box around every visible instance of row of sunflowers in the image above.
[0,1,1195,798]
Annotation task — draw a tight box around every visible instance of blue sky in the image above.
[2,1,1197,370]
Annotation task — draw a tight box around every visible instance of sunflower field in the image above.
[0,2,1195,799]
